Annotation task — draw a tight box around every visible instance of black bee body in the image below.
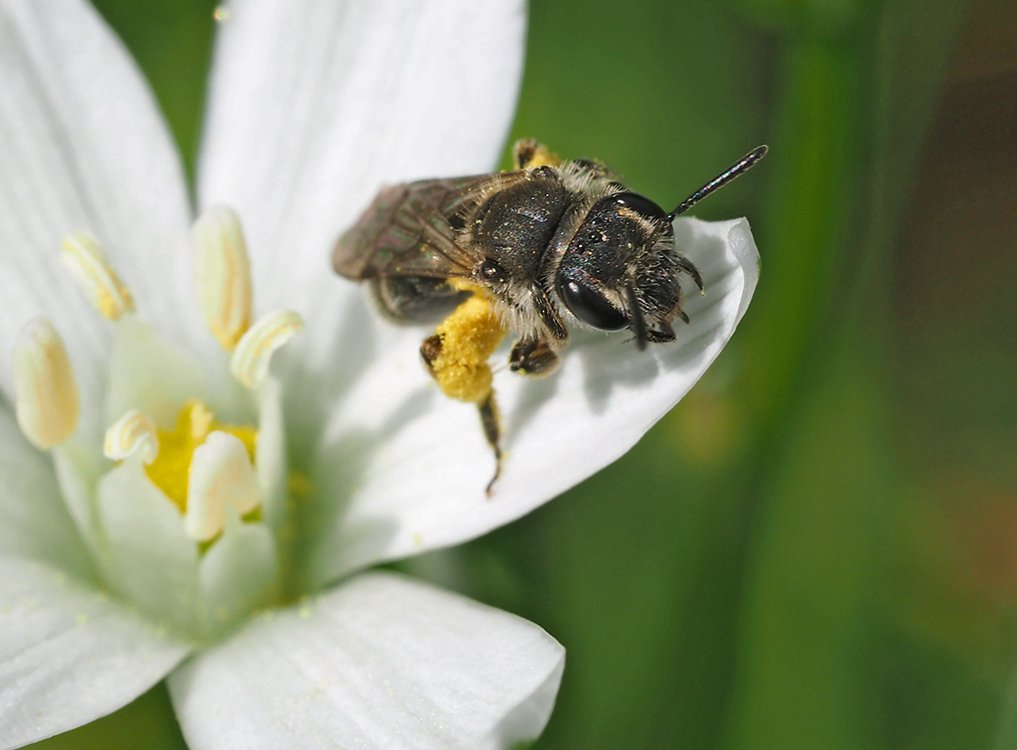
[333,140,766,490]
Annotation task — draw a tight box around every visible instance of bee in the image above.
[333,140,767,493]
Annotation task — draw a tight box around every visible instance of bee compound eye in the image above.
[560,279,628,331]
[613,192,667,221]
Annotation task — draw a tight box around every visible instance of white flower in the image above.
[0,1,759,749]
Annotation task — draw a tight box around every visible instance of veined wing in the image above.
[332,172,527,281]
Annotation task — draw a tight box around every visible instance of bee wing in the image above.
[333,172,527,281]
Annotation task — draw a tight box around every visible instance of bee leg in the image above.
[509,335,560,377]
[645,321,676,343]
[418,294,508,494]
[420,332,443,370]
[513,139,563,170]
[676,256,704,291]
[478,393,502,496]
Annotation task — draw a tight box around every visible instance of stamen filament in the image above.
[192,206,253,351]
[59,232,134,320]
[13,318,80,449]
[104,409,159,464]
[230,310,303,389]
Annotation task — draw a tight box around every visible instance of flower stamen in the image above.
[192,206,253,351]
[13,318,80,449]
[59,232,134,320]
[230,310,304,389]
[185,431,261,542]
[144,401,256,512]
[103,409,159,464]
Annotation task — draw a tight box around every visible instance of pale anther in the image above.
[230,310,304,389]
[59,232,134,320]
[185,431,261,542]
[13,318,80,449]
[104,409,159,464]
[192,206,253,351]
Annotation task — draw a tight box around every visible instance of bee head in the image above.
[554,145,768,348]
[555,191,695,349]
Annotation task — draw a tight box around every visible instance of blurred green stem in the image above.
[717,2,966,748]
[739,35,868,434]
[720,28,884,750]
[991,663,1017,750]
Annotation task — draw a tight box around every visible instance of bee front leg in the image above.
[509,335,560,377]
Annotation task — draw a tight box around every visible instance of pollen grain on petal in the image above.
[192,205,253,351]
[59,232,134,320]
[185,431,261,542]
[13,318,80,449]
[230,310,304,390]
[104,409,159,464]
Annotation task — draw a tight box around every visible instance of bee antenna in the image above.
[667,145,768,220]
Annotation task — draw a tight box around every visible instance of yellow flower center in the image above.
[145,400,257,512]
[13,208,303,546]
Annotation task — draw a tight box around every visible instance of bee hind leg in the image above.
[478,394,502,496]
[418,294,508,494]
[513,139,563,170]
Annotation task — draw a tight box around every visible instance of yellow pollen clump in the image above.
[426,287,506,404]
[522,143,561,168]
[145,401,256,512]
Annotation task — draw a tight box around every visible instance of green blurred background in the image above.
[33,0,1017,748]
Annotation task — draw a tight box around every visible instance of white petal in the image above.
[96,462,201,636]
[197,0,526,422]
[104,317,228,429]
[0,402,89,572]
[169,572,563,750]
[198,511,278,633]
[0,557,190,749]
[52,440,106,555]
[315,218,759,578]
[0,1,202,413]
